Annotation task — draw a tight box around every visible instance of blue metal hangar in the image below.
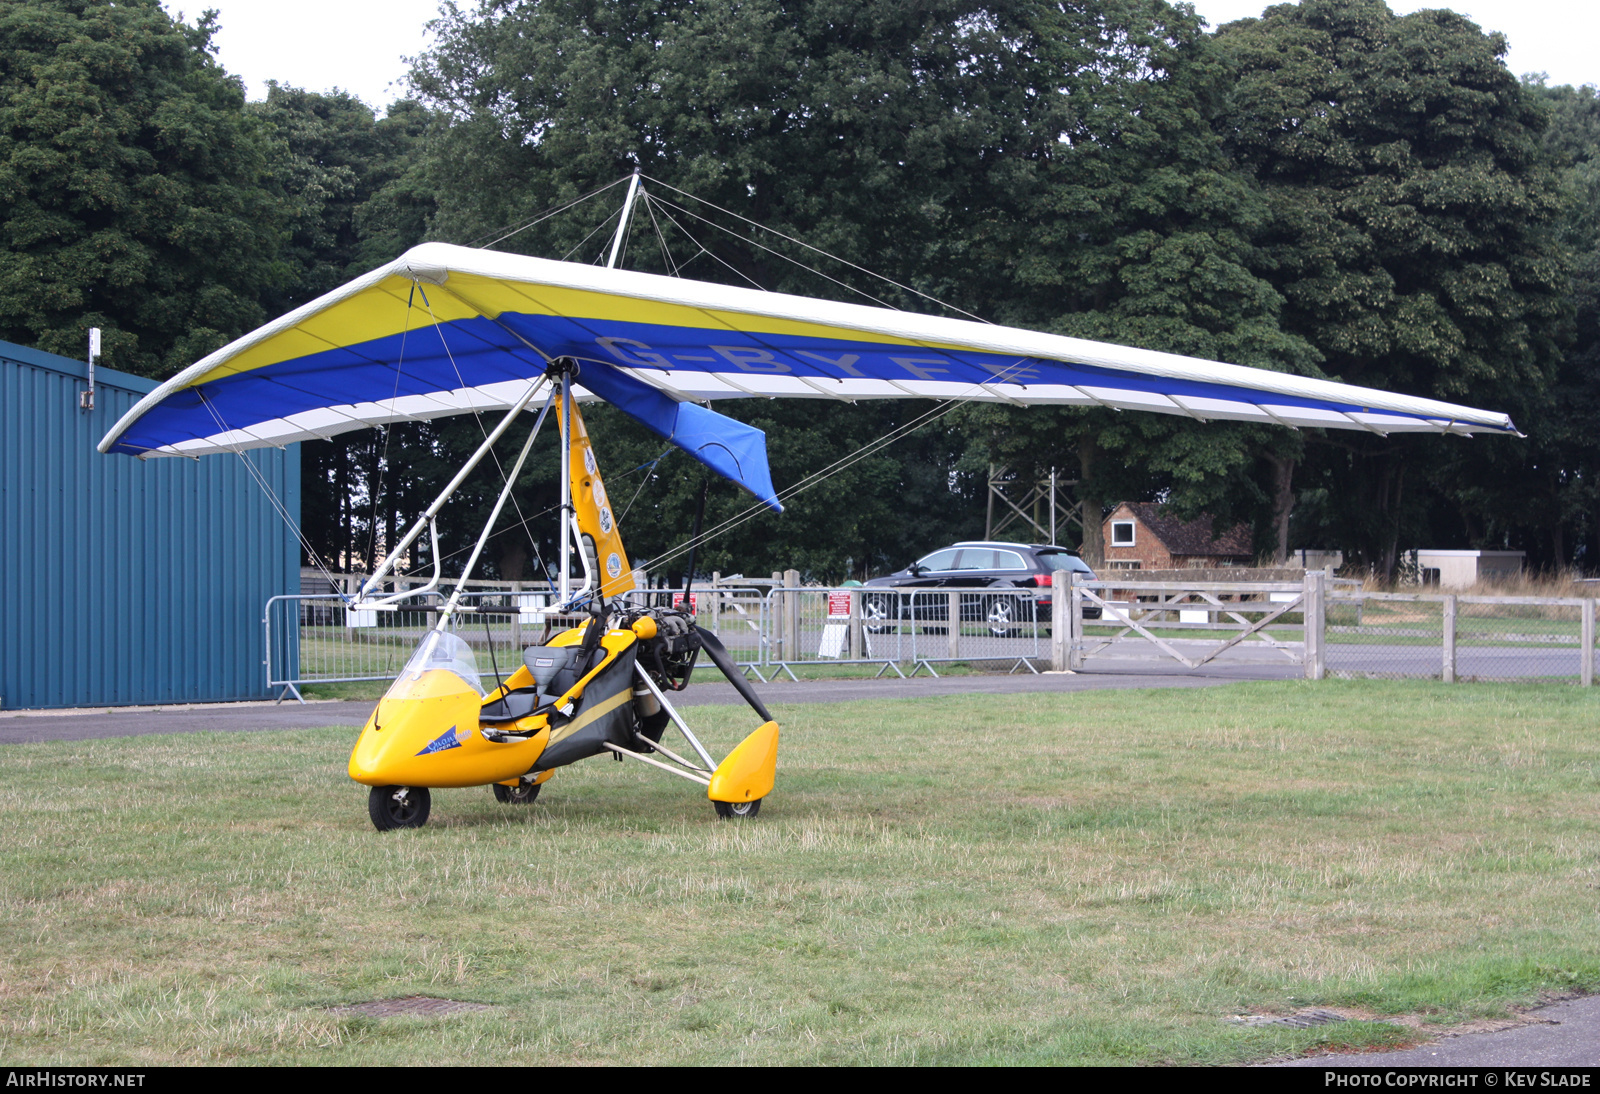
[0,338,299,709]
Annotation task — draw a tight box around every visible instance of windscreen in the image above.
[386,630,484,699]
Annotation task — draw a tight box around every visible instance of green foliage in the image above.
[251,86,442,572]
[1213,0,1571,572]
[0,0,289,377]
[247,86,437,311]
[7,0,1583,580]
[407,0,1331,573]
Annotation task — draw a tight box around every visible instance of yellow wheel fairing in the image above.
[708,720,780,804]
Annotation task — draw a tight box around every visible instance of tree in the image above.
[1213,0,1569,574]
[248,86,437,313]
[409,0,1321,574]
[0,0,290,377]
[248,86,445,573]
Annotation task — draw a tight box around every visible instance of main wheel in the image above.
[368,785,430,830]
[714,798,763,819]
[492,781,541,805]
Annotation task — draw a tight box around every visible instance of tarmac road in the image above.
[1269,994,1600,1068]
[0,665,1294,745]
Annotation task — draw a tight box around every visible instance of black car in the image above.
[861,541,1100,635]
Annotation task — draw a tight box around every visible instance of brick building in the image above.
[1102,502,1253,570]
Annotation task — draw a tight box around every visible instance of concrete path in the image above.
[1270,994,1600,1068]
[0,667,1287,745]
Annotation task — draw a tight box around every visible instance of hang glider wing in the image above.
[99,242,1520,480]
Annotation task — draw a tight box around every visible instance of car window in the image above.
[916,548,960,572]
[993,550,1027,571]
[1039,550,1093,575]
[955,548,995,570]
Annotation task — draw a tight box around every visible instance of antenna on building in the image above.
[79,328,99,411]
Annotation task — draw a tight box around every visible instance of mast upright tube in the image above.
[559,367,572,607]
[606,169,643,270]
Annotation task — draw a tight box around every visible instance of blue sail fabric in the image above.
[574,359,783,513]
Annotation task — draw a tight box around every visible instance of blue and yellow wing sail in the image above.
[99,242,1521,470]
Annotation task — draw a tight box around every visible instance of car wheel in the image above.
[986,596,1019,638]
[862,593,892,633]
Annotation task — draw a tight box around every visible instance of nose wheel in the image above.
[714,798,762,819]
[368,785,431,830]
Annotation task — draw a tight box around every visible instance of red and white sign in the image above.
[672,592,699,613]
[827,591,853,619]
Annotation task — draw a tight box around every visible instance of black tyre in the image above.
[714,798,763,819]
[368,785,430,830]
[492,781,541,805]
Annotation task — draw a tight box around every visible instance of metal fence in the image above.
[763,585,1052,679]
[264,575,1600,698]
[265,583,774,700]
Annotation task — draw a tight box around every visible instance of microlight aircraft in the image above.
[99,181,1519,830]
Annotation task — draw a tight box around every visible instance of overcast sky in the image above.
[176,0,1599,111]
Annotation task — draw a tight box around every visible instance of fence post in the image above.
[849,589,864,660]
[770,572,784,662]
[711,572,721,634]
[1583,599,1595,687]
[784,569,800,662]
[1303,569,1325,680]
[946,590,961,660]
[1051,581,1067,671]
[1068,583,1085,670]
[1442,594,1457,684]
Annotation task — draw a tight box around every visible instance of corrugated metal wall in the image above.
[0,341,300,708]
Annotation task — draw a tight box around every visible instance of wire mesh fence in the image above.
[265,580,1600,698]
[763,586,1052,678]
[266,584,774,699]
[1326,592,1597,683]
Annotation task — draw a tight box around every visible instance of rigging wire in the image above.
[644,196,769,292]
[562,211,622,263]
[649,192,899,309]
[641,173,992,324]
[466,175,632,250]
[191,391,346,595]
[641,193,681,279]
[374,441,669,583]
[640,393,974,576]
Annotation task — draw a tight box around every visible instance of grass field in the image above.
[3,680,1598,1065]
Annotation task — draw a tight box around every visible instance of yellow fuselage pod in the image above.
[349,665,551,788]
[348,625,641,789]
